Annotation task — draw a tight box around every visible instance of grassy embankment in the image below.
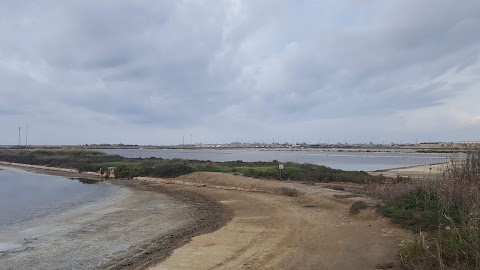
[369,151,480,269]
[0,149,377,184]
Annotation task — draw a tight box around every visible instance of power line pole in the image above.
[25,124,28,148]
[18,127,21,146]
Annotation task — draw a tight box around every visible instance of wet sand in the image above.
[0,167,231,270]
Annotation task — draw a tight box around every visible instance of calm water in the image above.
[0,167,114,230]
[99,149,461,171]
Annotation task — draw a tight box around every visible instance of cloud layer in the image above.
[1,0,480,145]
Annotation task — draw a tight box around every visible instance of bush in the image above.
[377,190,462,231]
[144,161,194,178]
[115,164,144,179]
[373,151,480,269]
[349,201,368,214]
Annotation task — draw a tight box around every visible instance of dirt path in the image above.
[147,173,409,270]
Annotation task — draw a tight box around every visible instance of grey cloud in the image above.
[228,1,480,120]
[1,0,480,144]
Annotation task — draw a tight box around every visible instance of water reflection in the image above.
[69,178,98,185]
[0,167,112,228]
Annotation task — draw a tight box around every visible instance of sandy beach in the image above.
[368,163,448,179]
[1,163,410,270]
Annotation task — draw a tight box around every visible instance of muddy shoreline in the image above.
[0,164,233,270]
[103,180,233,270]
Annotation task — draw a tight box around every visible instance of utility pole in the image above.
[18,127,21,146]
[25,124,28,148]
[182,135,185,146]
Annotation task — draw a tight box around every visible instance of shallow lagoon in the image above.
[100,148,459,171]
[0,167,113,230]
[0,167,193,270]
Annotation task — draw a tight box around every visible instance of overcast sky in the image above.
[1,0,480,145]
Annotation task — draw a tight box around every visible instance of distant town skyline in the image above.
[1,1,480,145]
[5,124,476,147]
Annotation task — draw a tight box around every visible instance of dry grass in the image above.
[369,150,480,269]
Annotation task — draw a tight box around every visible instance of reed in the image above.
[370,151,480,269]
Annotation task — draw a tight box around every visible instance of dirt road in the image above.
[147,173,409,270]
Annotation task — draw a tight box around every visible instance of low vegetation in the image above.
[369,151,480,269]
[0,149,381,184]
[349,201,368,214]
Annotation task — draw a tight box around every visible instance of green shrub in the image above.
[143,161,194,178]
[375,151,480,269]
[350,201,368,214]
[377,189,462,231]
[115,164,145,179]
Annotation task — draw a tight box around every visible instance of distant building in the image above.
[418,142,453,148]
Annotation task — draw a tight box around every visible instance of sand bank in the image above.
[0,161,102,179]
[369,163,448,179]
